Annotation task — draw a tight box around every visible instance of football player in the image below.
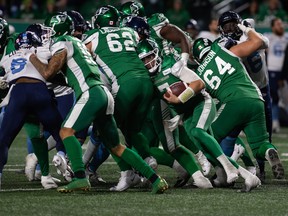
[30,11,168,194]
[191,22,284,182]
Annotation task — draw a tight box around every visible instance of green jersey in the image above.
[83,27,150,86]
[195,42,263,103]
[152,54,205,116]
[51,35,103,100]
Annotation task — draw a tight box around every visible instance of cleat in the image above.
[151,177,168,194]
[57,178,91,193]
[212,167,234,188]
[196,151,211,176]
[193,175,213,189]
[34,169,42,181]
[63,166,74,182]
[242,174,261,192]
[85,167,106,184]
[172,160,190,188]
[52,153,68,176]
[25,153,38,181]
[227,172,239,184]
[230,144,245,161]
[41,174,58,189]
[144,156,158,170]
[110,170,141,191]
[265,149,284,179]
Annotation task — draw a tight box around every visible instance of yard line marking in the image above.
[1,188,44,192]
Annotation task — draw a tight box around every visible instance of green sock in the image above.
[63,136,84,173]
[193,128,224,158]
[112,154,132,171]
[179,126,199,154]
[171,146,200,176]
[121,148,157,180]
[31,138,49,176]
[149,147,174,167]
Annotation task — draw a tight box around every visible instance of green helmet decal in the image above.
[92,5,120,29]
[44,12,74,36]
[120,1,146,17]
[192,38,212,64]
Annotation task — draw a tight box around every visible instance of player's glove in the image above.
[180,52,189,66]
[237,23,253,36]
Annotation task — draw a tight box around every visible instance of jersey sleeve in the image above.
[148,13,169,39]
[82,29,99,53]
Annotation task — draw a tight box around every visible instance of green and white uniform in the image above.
[83,27,153,155]
[195,41,275,159]
[150,54,234,170]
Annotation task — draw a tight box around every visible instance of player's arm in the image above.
[85,42,93,55]
[230,24,268,58]
[30,49,67,80]
[160,24,190,61]
[163,79,205,104]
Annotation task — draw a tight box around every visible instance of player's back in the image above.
[85,26,149,84]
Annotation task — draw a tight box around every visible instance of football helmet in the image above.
[121,16,150,39]
[218,11,242,40]
[64,10,86,33]
[44,12,74,36]
[26,23,54,46]
[137,38,161,74]
[91,5,120,29]
[15,31,42,50]
[120,1,146,18]
[0,17,9,51]
[192,38,212,65]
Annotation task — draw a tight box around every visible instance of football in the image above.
[166,81,188,97]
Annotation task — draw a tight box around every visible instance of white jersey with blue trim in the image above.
[0,49,46,83]
[239,34,269,89]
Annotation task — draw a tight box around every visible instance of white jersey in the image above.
[239,34,269,89]
[197,31,220,42]
[0,49,46,83]
[264,32,288,72]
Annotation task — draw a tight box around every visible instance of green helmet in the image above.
[0,17,9,51]
[44,12,74,36]
[137,38,161,74]
[192,38,212,64]
[92,5,120,29]
[120,1,146,17]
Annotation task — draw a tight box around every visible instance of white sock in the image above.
[82,139,98,166]
[238,165,252,179]
[47,136,56,151]
[192,170,204,179]
[217,154,237,172]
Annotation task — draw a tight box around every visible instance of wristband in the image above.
[178,87,195,103]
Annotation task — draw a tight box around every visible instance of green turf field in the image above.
[1,128,287,216]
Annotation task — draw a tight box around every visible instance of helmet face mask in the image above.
[137,39,161,74]
[192,38,212,65]
[92,5,120,29]
[44,12,74,37]
[26,23,54,47]
[218,11,242,40]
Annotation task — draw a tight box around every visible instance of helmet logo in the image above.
[130,3,140,15]
[51,14,68,25]
[96,7,110,16]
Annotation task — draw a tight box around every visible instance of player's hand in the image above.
[163,89,181,104]
[237,23,252,36]
[0,76,8,89]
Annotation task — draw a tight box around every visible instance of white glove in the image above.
[36,46,52,63]
[17,48,35,60]
[0,76,8,89]
[242,18,255,28]
[237,23,253,36]
[180,52,189,66]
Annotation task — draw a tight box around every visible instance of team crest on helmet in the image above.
[96,7,110,16]
[130,3,140,15]
[50,14,69,25]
